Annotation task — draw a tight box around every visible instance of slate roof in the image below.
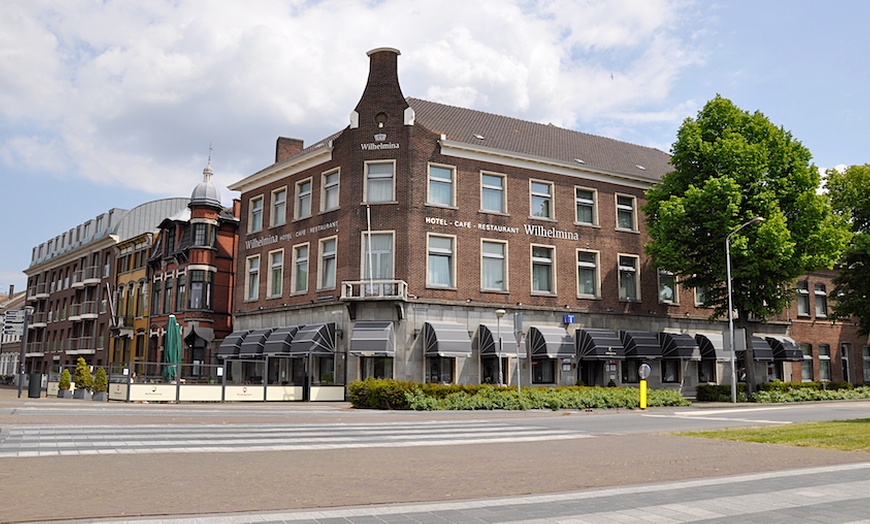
[407,97,672,182]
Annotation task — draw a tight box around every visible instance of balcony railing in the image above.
[71,270,84,288]
[80,301,98,319]
[83,265,100,285]
[340,280,408,300]
[69,303,82,321]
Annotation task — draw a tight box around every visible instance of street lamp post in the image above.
[726,217,764,403]
[495,309,506,385]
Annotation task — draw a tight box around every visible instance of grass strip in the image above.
[678,419,870,453]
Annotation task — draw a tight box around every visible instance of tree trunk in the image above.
[738,314,756,394]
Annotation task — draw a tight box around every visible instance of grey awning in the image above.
[263,326,301,356]
[529,326,574,359]
[576,328,625,361]
[217,330,251,358]
[696,333,729,361]
[658,332,701,361]
[288,322,336,356]
[349,321,395,357]
[477,324,519,357]
[737,336,775,362]
[184,324,215,344]
[238,328,276,358]
[423,321,472,357]
[620,331,662,360]
[765,336,803,362]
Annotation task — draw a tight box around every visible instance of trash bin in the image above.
[28,373,42,398]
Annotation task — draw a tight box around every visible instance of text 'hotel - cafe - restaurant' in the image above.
[219,47,801,400]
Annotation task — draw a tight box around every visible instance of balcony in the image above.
[80,301,99,320]
[29,311,47,328]
[34,282,49,300]
[24,341,43,358]
[71,269,84,288]
[68,303,82,322]
[74,336,96,355]
[83,265,101,286]
[340,280,409,301]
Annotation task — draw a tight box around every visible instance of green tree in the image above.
[73,357,93,391]
[827,164,870,334]
[644,95,850,390]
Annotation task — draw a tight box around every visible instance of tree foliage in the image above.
[644,95,850,322]
[827,164,870,334]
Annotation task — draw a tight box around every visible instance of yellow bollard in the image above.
[640,379,647,410]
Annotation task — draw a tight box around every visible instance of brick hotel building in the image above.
[219,48,867,397]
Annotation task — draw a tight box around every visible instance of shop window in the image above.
[481,240,506,292]
[530,180,553,219]
[616,194,637,231]
[361,357,393,380]
[427,235,455,288]
[801,343,813,381]
[819,344,831,381]
[577,250,598,298]
[618,255,639,301]
[365,161,395,203]
[245,256,259,301]
[575,187,597,225]
[249,196,263,233]
[532,358,556,384]
[271,187,287,226]
[698,360,714,383]
[322,170,340,211]
[662,360,680,383]
[428,164,455,207]
[814,283,828,317]
[481,172,505,213]
[531,245,555,294]
[427,356,454,383]
[621,360,640,383]
[295,178,312,219]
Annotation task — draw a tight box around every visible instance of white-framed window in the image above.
[361,232,394,281]
[800,343,814,381]
[292,244,309,294]
[481,172,506,213]
[576,250,599,298]
[428,164,455,207]
[841,342,852,383]
[322,169,340,212]
[481,240,506,292]
[530,180,553,219]
[796,280,810,316]
[531,244,555,294]
[819,343,831,381]
[295,178,312,219]
[427,234,455,288]
[267,249,284,298]
[618,254,639,301]
[863,345,870,382]
[365,161,395,203]
[271,187,287,227]
[245,255,260,301]
[575,187,597,225]
[694,286,709,308]
[658,269,677,304]
[616,194,637,231]
[248,195,264,233]
[814,283,828,317]
[318,237,337,290]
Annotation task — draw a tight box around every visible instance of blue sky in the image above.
[2,0,869,292]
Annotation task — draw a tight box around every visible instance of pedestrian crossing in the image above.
[0,420,591,457]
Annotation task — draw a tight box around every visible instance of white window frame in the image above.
[267,249,284,299]
[530,180,554,220]
[576,249,599,298]
[694,286,709,308]
[245,255,260,301]
[862,345,870,382]
[615,194,637,231]
[295,178,312,220]
[248,195,264,233]
[574,187,598,226]
[481,239,507,292]
[426,233,456,288]
[271,187,287,227]
[531,244,556,295]
[800,343,814,381]
[360,231,395,281]
[364,160,396,203]
[321,169,340,212]
[427,163,455,207]
[291,243,309,294]
[819,343,831,381]
[796,280,810,316]
[318,236,337,290]
[814,283,828,318]
[658,269,678,305]
[618,254,640,301]
[480,171,506,214]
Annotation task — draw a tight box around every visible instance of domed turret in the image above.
[190,162,222,209]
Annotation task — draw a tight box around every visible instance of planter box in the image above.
[58,389,72,399]
[73,389,92,400]
[92,392,108,402]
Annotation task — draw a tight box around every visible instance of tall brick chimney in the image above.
[275,137,304,163]
[352,47,410,128]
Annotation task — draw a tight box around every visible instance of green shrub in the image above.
[58,369,71,391]
[73,357,93,390]
[752,385,870,403]
[93,368,108,393]
[696,384,748,402]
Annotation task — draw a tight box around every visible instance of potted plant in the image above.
[58,369,72,398]
[72,357,93,400]
[92,367,108,402]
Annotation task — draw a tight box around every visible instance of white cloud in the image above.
[0,0,704,201]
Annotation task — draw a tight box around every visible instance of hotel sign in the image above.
[425,216,579,241]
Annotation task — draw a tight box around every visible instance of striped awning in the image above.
[620,330,662,360]
[477,324,519,357]
[349,321,395,357]
[288,323,336,356]
[528,326,574,359]
[423,321,472,358]
[658,332,701,361]
[576,328,625,361]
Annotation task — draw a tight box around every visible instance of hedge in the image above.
[347,378,689,410]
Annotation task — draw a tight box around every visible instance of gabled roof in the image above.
[407,97,671,182]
